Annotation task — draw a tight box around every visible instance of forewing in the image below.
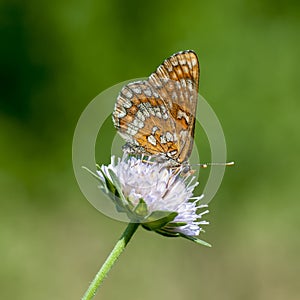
[148,50,199,163]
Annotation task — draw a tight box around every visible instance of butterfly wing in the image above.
[112,50,199,163]
[112,80,179,158]
[149,50,199,163]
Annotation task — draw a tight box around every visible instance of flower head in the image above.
[95,154,210,246]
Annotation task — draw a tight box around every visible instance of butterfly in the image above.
[112,50,199,166]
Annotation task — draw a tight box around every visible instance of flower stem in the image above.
[81,222,139,300]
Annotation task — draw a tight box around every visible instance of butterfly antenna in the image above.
[192,161,235,168]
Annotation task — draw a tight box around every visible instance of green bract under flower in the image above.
[93,155,210,247]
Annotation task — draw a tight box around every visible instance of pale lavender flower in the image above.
[96,154,210,246]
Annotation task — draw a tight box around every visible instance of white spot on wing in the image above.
[126,126,138,136]
[144,87,152,97]
[173,132,178,142]
[177,110,190,123]
[153,91,159,98]
[133,118,144,129]
[179,57,186,65]
[136,110,145,121]
[132,87,142,94]
[166,131,174,142]
[172,59,178,66]
[138,103,150,117]
[160,135,167,144]
[167,150,177,157]
[152,126,158,135]
[144,102,155,116]
[187,80,194,92]
[117,106,126,118]
[122,97,132,108]
[180,79,187,88]
[122,88,133,98]
[147,135,157,146]
[191,57,197,66]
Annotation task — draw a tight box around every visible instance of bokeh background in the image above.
[1,0,300,299]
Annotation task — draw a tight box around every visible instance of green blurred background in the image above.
[1,0,300,299]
